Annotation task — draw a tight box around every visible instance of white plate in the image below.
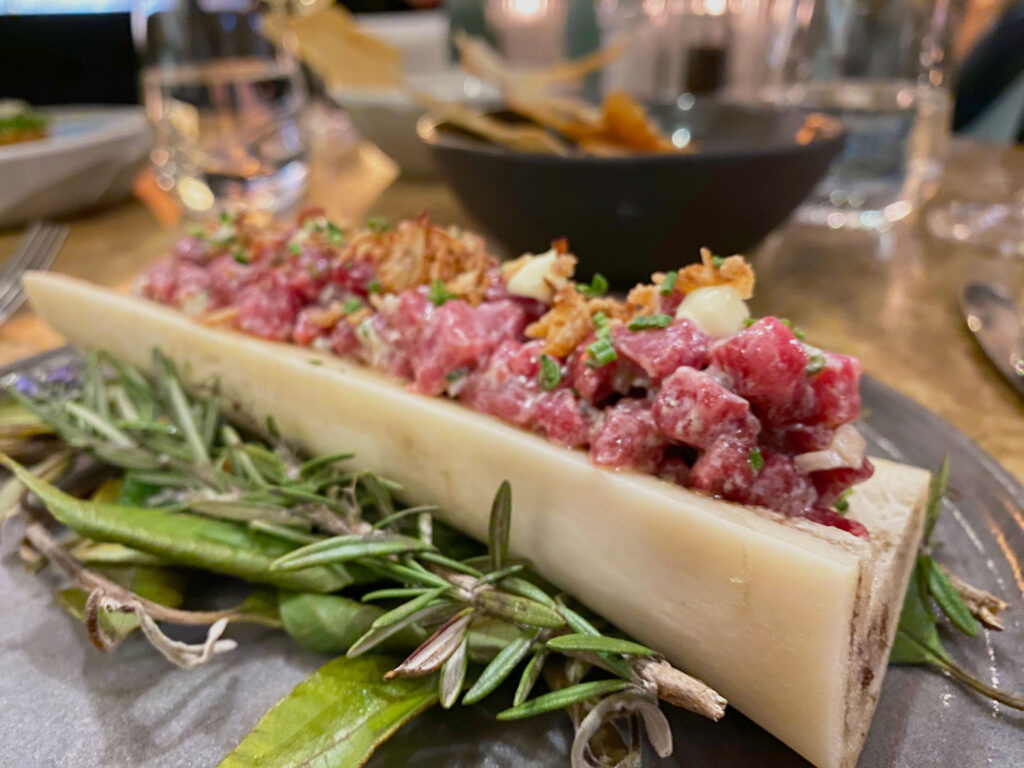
[0,106,151,228]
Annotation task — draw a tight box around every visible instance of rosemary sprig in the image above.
[4,350,727,766]
[890,456,1023,710]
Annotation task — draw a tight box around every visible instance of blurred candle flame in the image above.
[503,0,549,23]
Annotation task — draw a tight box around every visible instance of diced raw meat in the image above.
[762,423,834,454]
[476,299,529,344]
[653,367,759,449]
[535,389,591,447]
[408,300,494,395]
[236,272,301,341]
[173,235,208,263]
[591,398,665,472]
[710,317,808,423]
[745,451,818,516]
[208,254,258,307]
[330,319,359,356]
[803,507,869,539]
[810,458,875,506]
[688,435,758,498]
[613,318,710,379]
[567,335,642,406]
[806,352,862,426]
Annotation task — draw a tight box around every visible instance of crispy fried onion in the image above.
[571,690,673,768]
[342,212,497,303]
[526,285,630,357]
[793,424,866,474]
[640,248,755,305]
[86,590,237,668]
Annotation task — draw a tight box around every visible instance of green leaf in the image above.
[923,455,950,544]
[462,629,538,704]
[921,556,980,636]
[270,533,433,572]
[371,586,449,630]
[439,636,469,709]
[118,473,167,507]
[1,456,351,593]
[218,655,436,768]
[496,679,632,721]
[514,651,547,706]
[546,634,654,657]
[278,592,422,654]
[68,541,165,567]
[475,590,566,628]
[890,558,948,665]
[488,481,512,571]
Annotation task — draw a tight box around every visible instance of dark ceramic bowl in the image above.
[417,101,845,285]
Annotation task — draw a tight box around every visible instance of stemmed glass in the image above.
[927,191,1024,258]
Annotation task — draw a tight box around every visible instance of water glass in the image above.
[735,0,956,229]
[132,0,309,216]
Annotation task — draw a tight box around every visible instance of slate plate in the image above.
[1,349,1021,768]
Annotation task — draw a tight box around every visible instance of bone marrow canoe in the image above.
[22,213,929,768]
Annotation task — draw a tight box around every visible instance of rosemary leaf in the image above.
[417,550,485,578]
[463,629,539,704]
[361,587,432,603]
[158,356,210,465]
[496,679,633,721]
[514,651,548,706]
[299,452,355,476]
[371,505,441,531]
[364,559,450,590]
[439,636,469,708]
[475,590,566,629]
[347,602,460,658]
[64,402,134,448]
[488,481,512,571]
[385,608,473,680]
[547,634,654,657]
[923,455,949,544]
[248,520,321,545]
[371,586,449,629]
[476,563,526,586]
[498,576,558,608]
[270,533,433,571]
[921,555,980,636]
[360,471,395,517]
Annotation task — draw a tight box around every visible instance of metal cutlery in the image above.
[961,282,1024,399]
[0,221,69,325]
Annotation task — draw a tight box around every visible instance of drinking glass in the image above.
[132,0,309,216]
[736,0,957,229]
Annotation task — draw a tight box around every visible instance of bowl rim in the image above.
[416,106,846,165]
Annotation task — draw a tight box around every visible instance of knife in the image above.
[961,282,1024,398]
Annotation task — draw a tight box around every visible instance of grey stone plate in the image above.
[1,349,1021,768]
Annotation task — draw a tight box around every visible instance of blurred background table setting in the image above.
[0,0,1022,473]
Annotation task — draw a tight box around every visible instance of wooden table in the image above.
[2,140,1022,482]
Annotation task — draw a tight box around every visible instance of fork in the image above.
[0,221,69,325]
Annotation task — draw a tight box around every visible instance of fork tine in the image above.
[0,221,45,282]
[0,222,69,324]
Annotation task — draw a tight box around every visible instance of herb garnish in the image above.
[327,221,346,245]
[538,354,561,390]
[889,457,1023,709]
[367,216,391,234]
[660,271,678,296]
[288,242,302,255]
[428,280,457,306]
[586,312,617,366]
[445,368,467,382]
[748,448,764,473]
[627,314,673,332]
[367,279,382,294]
[577,273,609,298]
[343,297,364,315]
[806,352,826,375]
[833,489,852,514]
[3,352,729,767]
[233,249,251,265]
[710,255,725,268]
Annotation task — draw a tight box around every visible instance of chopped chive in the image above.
[343,297,364,315]
[806,352,826,375]
[429,280,457,306]
[367,216,390,234]
[537,354,561,391]
[659,270,678,295]
[592,312,610,333]
[220,211,234,224]
[748,448,764,473]
[327,221,345,245]
[445,368,467,382]
[586,337,617,367]
[188,225,206,239]
[288,241,301,255]
[627,314,672,331]
[834,489,853,514]
[233,249,250,264]
[743,317,757,327]
[577,273,609,298]
[367,279,382,294]
[711,255,725,268]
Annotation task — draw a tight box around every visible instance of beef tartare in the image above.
[137,210,872,536]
